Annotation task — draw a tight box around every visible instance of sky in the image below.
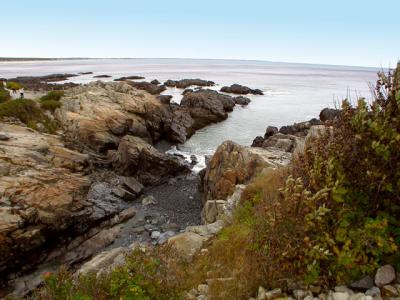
[1,0,399,67]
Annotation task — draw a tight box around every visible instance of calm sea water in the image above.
[0,58,378,170]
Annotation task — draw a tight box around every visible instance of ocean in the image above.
[0,58,379,170]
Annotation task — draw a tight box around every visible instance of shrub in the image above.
[36,247,188,300]
[0,99,58,133]
[0,87,10,103]
[40,91,64,102]
[41,99,61,111]
[6,81,23,90]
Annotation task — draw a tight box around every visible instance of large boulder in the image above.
[180,89,235,130]
[320,107,341,122]
[202,140,291,201]
[56,81,171,152]
[221,84,263,95]
[108,135,189,184]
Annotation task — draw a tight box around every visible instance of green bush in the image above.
[36,248,187,300]
[0,99,58,133]
[40,91,64,102]
[40,91,64,111]
[6,81,23,90]
[41,99,62,111]
[0,87,10,103]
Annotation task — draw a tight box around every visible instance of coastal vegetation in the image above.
[6,81,23,90]
[0,86,11,102]
[40,91,64,111]
[0,98,58,133]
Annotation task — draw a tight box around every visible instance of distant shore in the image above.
[0,57,90,62]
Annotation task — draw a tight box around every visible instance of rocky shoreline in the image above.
[0,74,264,297]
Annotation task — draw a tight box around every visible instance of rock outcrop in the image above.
[251,118,323,151]
[0,123,91,278]
[56,81,171,152]
[202,140,291,201]
[320,107,341,122]
[114,75,145,81]
[221,84,263,95]
[108,135,190,184]
[125,81,167,95]
[164,79,215,89]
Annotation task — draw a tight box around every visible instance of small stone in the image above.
[265,288,283,300]
[310,286,322,294]
[365,287,380,297]
[332,292,350,300]
[0,132,11,141]
[335,286,353,294]
[351,276,375,290]
[112,187,137,201]
[122,177,144,195]
[258,286,267,300]
[142,195,157,206]
[349,293,367,300]
[381,285,398,297]
[197,284,209,295]
[150,231,161,239]
[375,265,396,287]
[294,290,312,300]
[304,296,314,300]
[197,295,206,300]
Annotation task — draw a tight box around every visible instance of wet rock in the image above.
[79,72,93,75]
[150,79,160,85]
[265,126,279,138]
[233,96,251,105]
[262,133,298,152]
[114,75,145,81]
[221,83,264,95]
[180,89,235,129]
[190,155,198,165]
[157,94,173,104]
[164,79,215,89]
[320,107,341,122]
[375,265,396,287]
[279,118,322,135]
[351,276,375,290]
[252,136,264,147]
[93,75,112,78]
[125,81,167,94]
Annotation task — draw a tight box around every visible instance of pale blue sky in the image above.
[1,0,399,67]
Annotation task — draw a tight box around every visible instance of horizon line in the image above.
[0,56,389,70]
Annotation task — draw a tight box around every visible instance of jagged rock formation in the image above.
[0,123,91,279]
[202,140,291,201]
[164,79,215,89]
